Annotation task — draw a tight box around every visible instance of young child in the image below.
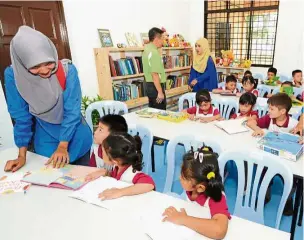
[212,75,239,94]
[292,69,302,88]
[247,93,298,136]
[267,67,277,80]
[244,70,252,78]
[184,89,221,123]
[162,147,230,240]
[230,92,258,120]
[241,76,259,97]
[88,114,128,169]
[91,132,155,200]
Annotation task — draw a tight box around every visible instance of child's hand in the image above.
[252,129,264,137]
[85,168,107,181]
[98,188,123,200]
[200,117,213,123]
[162,206,187,225]
[188,114,195,121]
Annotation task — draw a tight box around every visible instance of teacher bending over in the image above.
[188,38,218,92]
[4,26,92,172]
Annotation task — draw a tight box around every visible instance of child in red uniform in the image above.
[184,89,221,123]
[162,146,230,240]
[87,115,128,174]
[241,76,258,97]
[212,75,239,94]
[230,92,258,120]
[91,132,155,200]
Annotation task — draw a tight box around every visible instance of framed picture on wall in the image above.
[97,29,113,47]
[140,33,149,46]
[125,32,140,47]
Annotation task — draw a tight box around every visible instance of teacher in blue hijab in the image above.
[4,26,92,172]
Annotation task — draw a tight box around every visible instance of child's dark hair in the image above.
[268,67,277,75]
[226,75,237,84]
[267,93,292,113]
[196,89,211,105]
[99,114,128,133]
[242,76,258,89]
[292,69,302,77]
[244,70,252,76]
[102,133,143,172]
[281,81,293,87]
[239,92,257,106]
[181,146,224,202]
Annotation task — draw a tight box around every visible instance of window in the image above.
[204,0,279,67]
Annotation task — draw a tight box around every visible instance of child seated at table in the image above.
[212,75,239,94]
[92,132,155,200]
[292,69,303,88]
[240,76,259,97]
[230,92,258,120]
[162,146,230,240]
[86,115,128,178]
[247,93,298,136]
[267,67,278,81]
[184,89,221,123]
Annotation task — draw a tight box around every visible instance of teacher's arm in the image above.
[47,64,82,168]
[4,67,33,172]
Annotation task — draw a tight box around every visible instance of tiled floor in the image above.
[150,144,303,240]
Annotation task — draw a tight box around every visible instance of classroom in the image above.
[0,0,303,239]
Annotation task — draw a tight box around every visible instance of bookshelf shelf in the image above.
[106,46,193,52]
[112,73,144,81]
[165,66,191,73]
[165,85,189,97]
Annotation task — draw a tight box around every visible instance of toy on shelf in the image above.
[161,27,170,47]
[176,34,191,47]
[169,35,180,47]
[239,59,252,68]
[221,50,234,67]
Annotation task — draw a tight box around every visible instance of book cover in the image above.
[117,60,125,76]
[121,59,130,75]
[135,57,143,73]
[113,61,122,76]
[109,56,117,77]
[257,132,303,161]
[127,58,136,75]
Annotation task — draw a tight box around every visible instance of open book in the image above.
[0,173,31,194]
[22,165,97,190]
[215,118,249,135]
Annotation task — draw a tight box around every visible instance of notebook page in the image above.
[215,119,248,134]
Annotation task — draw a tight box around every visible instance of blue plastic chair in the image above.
[272,86,302,98]
[257,85,273,98]
[85,100,128,132]
[218,151,293,228]
[253,73,264,80]
[164,134,223,198]
[128,124,153,174]
[218,82,225,88]
[213,98,239,120]
[279,74,290,82]
[178,92,196,111]
[254,100,269,117]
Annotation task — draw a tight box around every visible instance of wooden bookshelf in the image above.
[94,47,193,109]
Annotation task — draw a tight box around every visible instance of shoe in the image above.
[283,197,294,216]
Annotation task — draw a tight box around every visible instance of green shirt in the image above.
[142,43,166,83]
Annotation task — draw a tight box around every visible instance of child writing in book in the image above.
[230,92,258,120]
[239,76,258,97]
[162,146,230,240]
[183,89,221,123]
[212,75,238,94]
[93,132,155,200]
[86,115,128,180]
[292,69,302,88]
[247,93,298,136]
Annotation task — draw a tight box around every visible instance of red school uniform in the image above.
[248,89,259,97]
[111,165,155,189]
[186,191,231,219]
[230,110,259,119]
[186,106,220,117]
[257,114,298,133]
[89,145,102,167]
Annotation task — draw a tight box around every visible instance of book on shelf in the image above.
[162,54,192,69]
[113,80,146,101]
[166,74,189,90]
[109,56,143,77]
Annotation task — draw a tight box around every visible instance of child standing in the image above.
[230,92,258,120]
[162,147,230,240]
[212,75,239,94]
[184,89,221,123]
[292,69,303,88]
[241,76,259,97]
[247,93,298,136]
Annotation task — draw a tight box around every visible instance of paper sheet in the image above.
[215,118,248,135]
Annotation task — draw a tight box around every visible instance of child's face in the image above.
[267,72,275,80]
[268,104,286,119]
[94,122,110,145]
[293,72,302,83]
[179,175,205,193]
[199,101,211,112]
[242,80,254,92]
[239,103,253,115]
[101,145,115,166]
[225,81,236,91]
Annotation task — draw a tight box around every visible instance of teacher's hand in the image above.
[4,156,26,172]
[46,145,69,168]
[190,79,198,86]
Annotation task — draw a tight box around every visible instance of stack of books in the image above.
[163,54,192,69]
[113,81,146,101]
[166,74,190,90]
[109,56,143,77]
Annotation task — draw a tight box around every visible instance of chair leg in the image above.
[298,194,303,226]
[163,141,168,165]
[151,143,155,173]
[290,178,303,240]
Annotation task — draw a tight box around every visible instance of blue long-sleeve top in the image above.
[5,63,92,161]
[188,56,218,92]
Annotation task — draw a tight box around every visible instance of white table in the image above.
[0,148,290,240]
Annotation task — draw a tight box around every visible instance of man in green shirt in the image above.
[142,27,166,110]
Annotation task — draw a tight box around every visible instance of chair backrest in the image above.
[236,82,243,92]
[218,82,225,88]
[279,74,290,82]
[128,124,153,174]
[213,98,239,120]
[253,73,264,81]
[85,100,128,132]
[218,151,293,228]
[164,134,222,194]
[178,92,196,112]
[257,85,273,97]
[272,86,302,98]
[254,99,269,117]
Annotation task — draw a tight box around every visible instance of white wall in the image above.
[63,0,191,97]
